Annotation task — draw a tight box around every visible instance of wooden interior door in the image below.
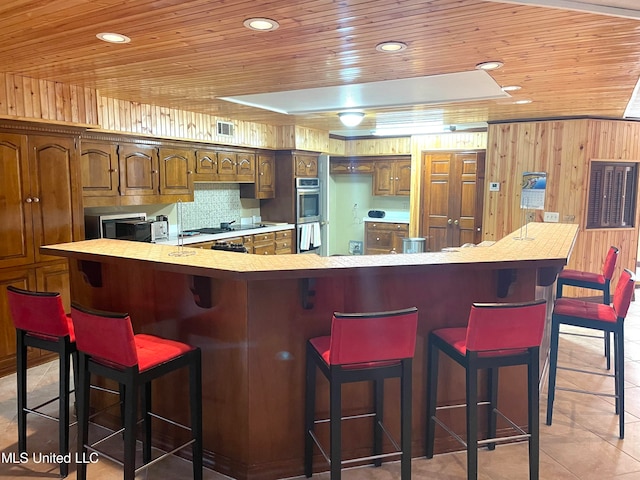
[421,151,485,251]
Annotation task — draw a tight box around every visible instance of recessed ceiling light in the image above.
[375,41,408,53]
[243,18,279,31]
[514,99,532,104]
[475,61,504,71]
[96,32,131,44]
[502,85,522,92]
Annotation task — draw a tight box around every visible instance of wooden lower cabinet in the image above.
[0,261,70,377]
[364,222,409,254]
[186,229,294,255]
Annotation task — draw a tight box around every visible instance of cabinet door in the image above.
[195,149,218,178]
[294,154,317,177]
[256,153,275,198]
[395,160,412,195]
[0,133,33,269]
[373,161,394,195]
[29,135,82,263]
[235,153,256,182]
[35,261,71,313]
[80,141,119,197]
[118,144,159,196]
[158,147,195,195]
[217,152,238,181]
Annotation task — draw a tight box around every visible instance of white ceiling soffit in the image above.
[483,1,640,20]
[219,70,509,115]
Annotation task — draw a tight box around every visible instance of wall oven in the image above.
[296,177,321,224]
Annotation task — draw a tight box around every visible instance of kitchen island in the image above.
[42,222,578,480]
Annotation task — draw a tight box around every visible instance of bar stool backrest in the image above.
[465,299,547,353]
[328,307,418,365]
[603,246,620,281]
[6,285,70,337]
[613,269,635,319]
[71,303,138,368]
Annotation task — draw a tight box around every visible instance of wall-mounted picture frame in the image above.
[349,240,363,255]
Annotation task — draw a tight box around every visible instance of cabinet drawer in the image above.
[254,243,276,255]
[366,230,393,248]
[275,229,293,240]
[253,232,275,244]
[367,222,409,232]
[275,239,292,251]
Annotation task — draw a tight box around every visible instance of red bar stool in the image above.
[304,307,418,480]
[546,268,635,439]
[426,299,547,480]
[6,285,77,478]
[556,245,619,369]
[70,303,203,480]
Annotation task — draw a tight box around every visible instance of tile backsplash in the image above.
[178,183,259,230]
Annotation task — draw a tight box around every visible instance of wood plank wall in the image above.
[485,119,640,294]
[0,73,98,125]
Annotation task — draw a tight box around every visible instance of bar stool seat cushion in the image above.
[433,327,528,357]
[558,269,605,284]
[554,298,619,323]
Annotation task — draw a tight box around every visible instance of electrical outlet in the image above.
[543,212,559,223]
[489,182,500,192]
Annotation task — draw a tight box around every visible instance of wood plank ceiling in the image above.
[2,0,640,133]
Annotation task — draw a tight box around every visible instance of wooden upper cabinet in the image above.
[158,147,195,195]
[0,133,33,268]
[29,135,82,263]
[256,152,275,197]
[236,152,256,182]
[240,151,274,199]
[118,144,159,196]
[294,153,318,177]
[217,151,237,180]
[80,141,119,197]
[0,133,81,268]
[195,149,218,175]
[373,158,411,196]
[330,158,374,174]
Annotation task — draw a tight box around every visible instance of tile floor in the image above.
[3,301,640,479]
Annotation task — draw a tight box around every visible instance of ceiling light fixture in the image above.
[338,111,365,127]
[501,85,522,92]
[243,18,279,31]
[475,60,504,71]
[514,99,532,104]
[375,41,408,53]
[96,32,131,44]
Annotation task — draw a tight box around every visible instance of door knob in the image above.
[454,219,459,226]
[447,218,453,224]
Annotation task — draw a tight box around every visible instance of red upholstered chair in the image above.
[426,299,547,480]
[70,303,202,480]
[556,246,619,369]
[546,268,635,439]
[6,285,77,478]
[304,307,418,480]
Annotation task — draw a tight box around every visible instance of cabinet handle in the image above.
[151,170,158,174]
[376,237,380,241]
[25,197,32,203]
[389,176,394,180]
[32,197,40,203]
[187,170,193,174]
[109,168,118,173]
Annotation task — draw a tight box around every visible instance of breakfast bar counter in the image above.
[42,222,578,480]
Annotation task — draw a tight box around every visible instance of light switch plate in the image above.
[544,211,559,222]
[489,182,500,192]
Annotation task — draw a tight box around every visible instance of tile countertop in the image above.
[155,223,295,246]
